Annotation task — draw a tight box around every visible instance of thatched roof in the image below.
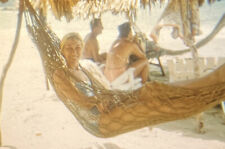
[0,0,218,21]
[30,0,218,22]
[31,0,164,22]
[0,0,8,3]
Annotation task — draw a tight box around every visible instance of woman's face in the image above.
[62,38,83,68]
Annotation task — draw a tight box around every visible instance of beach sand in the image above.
[0,1,225,149]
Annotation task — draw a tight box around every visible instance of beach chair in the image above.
[167,57,225,82]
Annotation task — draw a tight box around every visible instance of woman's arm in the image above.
[53,69,96,109]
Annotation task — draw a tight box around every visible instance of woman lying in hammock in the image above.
[52,32,225,138]
[52,32,98,110]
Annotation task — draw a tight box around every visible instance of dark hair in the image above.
[90,18,101,31]
[118,22,131,38]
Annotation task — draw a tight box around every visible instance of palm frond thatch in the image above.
[0,0,7,3]
[32,0,166,21]
[30,0,221,22]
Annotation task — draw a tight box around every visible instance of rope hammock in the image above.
[20,0,225,138]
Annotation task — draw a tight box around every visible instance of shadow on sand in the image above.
[155,106,225,142]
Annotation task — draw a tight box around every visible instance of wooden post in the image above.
[191,45,201,78]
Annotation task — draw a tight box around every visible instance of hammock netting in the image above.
[23,0,225,138]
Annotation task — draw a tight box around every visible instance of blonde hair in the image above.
[60,32,83,50]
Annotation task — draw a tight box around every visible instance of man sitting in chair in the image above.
[104,22,149,83]
[82,18,106,63]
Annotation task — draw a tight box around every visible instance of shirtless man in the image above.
[82,18,106,63]
[104,22,149,83]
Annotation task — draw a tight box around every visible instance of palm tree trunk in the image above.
[0,0,24,146]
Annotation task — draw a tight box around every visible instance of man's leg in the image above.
[130,59,149,83]
[140,64,149,83]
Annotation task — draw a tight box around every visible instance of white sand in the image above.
[0,2,225,149]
